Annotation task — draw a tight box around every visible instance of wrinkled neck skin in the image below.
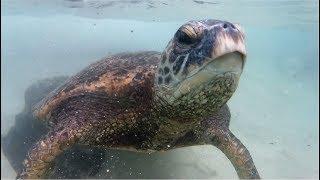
[153,74,239,119]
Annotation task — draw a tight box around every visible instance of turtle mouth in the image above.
[173,51,244,98]
[202,51,245,75]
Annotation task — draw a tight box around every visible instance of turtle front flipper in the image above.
[206,127,260,179]
[200,105,260,179]
[17,119,92,179]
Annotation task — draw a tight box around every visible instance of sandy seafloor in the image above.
[1,0,319,179]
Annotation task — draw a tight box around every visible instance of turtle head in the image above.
[155,19,246,117]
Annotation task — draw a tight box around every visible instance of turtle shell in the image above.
[33,51,161,121]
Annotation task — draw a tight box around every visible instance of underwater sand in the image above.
[1,0,319,179]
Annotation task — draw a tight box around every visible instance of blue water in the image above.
[1,0,319,179]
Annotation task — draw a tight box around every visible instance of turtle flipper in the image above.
[17,119,91,179]
[206,128,260,179]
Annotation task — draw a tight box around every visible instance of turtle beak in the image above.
[210,22,246,69]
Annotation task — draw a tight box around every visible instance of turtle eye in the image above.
[175,29,197,45]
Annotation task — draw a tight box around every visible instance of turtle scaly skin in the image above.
[18,19,260,179]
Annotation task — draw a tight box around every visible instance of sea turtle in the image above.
[17,19,260,179]
[2,76,109,179]
[2,76,68,173]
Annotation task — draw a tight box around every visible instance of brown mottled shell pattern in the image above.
[33,51,161,121]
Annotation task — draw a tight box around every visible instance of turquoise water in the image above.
[1,0,319,179]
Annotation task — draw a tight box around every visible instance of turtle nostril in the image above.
[223,23,228,29]
[231,24,235,29]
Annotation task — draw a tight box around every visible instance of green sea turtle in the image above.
[2,76,68,174]
[18,19,260,179]
[2,76,109,179]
